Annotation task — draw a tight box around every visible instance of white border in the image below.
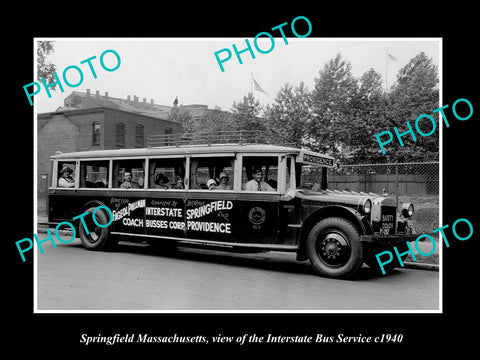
[33,37,442,314]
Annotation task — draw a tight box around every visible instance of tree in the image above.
[37,41,57,86]
[263,82,312,147]
[309,53,358,155]
[168,107,193,133]
[187,110,235,141]
[395,52,438,100]
[386,52,439,162]
[174,105,239,144]
[228,92,269,143]
[358,68,384,100]
[348,68,389,163]
[230,92,264,131]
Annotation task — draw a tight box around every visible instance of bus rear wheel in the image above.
[78,206,117,251]
[306,217,363,279]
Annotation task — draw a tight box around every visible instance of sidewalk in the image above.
[404,237,440,271]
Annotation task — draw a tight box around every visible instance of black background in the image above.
[5,3,478,356]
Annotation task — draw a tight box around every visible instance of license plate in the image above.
[380,207,396,235]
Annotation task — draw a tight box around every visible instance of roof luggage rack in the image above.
[147,130,296,148]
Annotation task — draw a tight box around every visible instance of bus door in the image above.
[235,156,281,245]
[236,193,280,245]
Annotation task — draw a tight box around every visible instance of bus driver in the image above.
[245,168,274,191]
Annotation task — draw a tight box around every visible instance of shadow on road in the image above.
[68,239,401,281]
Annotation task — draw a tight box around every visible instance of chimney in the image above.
[86,89,90,97]
[150,99,154,106]
[133,95,138,105]
[95,90,100,99]
[127,95,131,102]
[105,91,109,99]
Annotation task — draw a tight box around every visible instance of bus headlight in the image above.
[401,203,414,218]
[359,198,372,215]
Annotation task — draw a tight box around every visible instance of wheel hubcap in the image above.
[317,231,351,267]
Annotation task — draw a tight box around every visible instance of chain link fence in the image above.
[38,162,439,235]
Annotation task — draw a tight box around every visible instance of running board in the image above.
[111,231,298,252]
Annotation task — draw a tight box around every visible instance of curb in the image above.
[403,261,439,272]
[37,226,72,235]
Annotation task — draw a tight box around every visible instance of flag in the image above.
[253,78,267,95]
[388,53,397,61]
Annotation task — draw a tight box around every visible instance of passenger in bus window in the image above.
[245,168,274,191]
[120,171,140,189]
[216,172,232,190]
[58,167,75,188]
[207,179,217,190]
[154,173,170,189]
[171,175,184,189]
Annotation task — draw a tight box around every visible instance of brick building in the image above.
[37,89,196,175]
[38,107,183,174]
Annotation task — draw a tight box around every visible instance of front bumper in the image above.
[361,234,419,246]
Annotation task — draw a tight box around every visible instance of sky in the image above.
[35,38,441,114]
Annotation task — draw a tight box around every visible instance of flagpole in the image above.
[250,73,253,95]
[386,49,388,92]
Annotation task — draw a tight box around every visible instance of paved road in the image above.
[35,235,439,311]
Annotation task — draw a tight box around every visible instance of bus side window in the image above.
[148,158,185,189]
[189,157,234,190]
[241,156,278,191]
[113,159,145,189]
[57,161,76,188]
[79,160,109,188]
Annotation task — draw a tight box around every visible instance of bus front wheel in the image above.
[306,217,363,279]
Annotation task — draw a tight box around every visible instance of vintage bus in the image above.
[47,134,418,278]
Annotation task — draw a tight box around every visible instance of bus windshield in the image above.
[296,164,328,191]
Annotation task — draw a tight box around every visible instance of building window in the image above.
[115,122,125,147]
[135,124,144,147]
[92,122,101,145]
[165,127,173,146]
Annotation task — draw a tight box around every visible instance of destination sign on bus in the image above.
[299,152,334,167]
